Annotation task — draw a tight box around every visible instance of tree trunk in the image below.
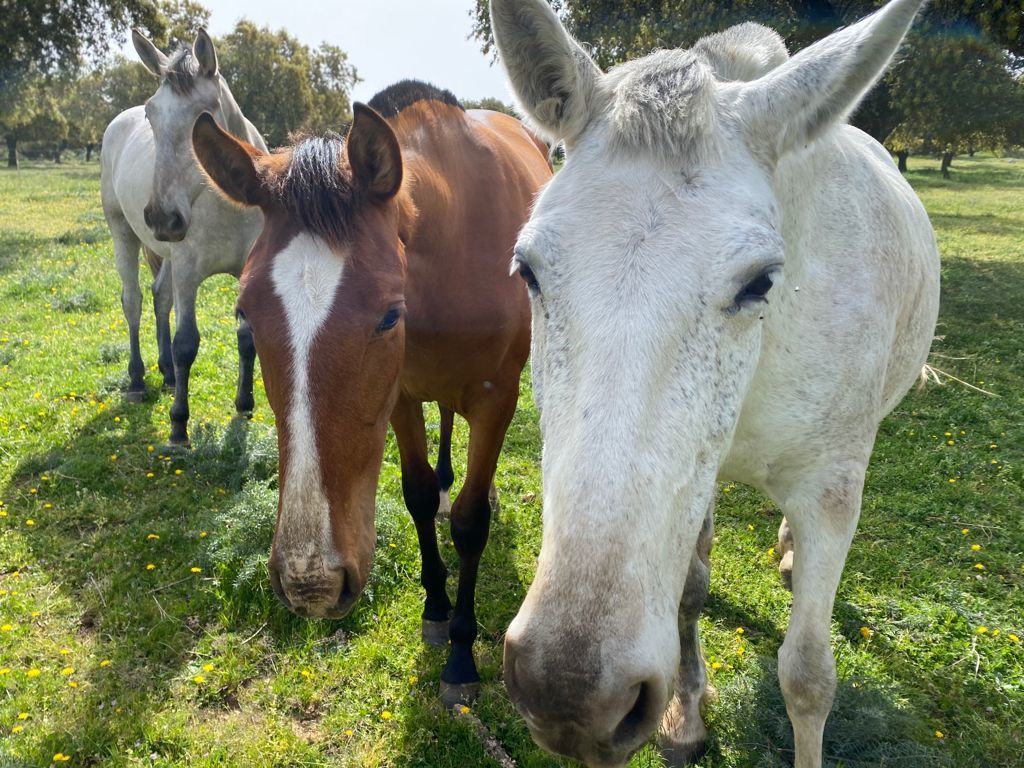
[86,143,94,162]
[53,143,63,164]
[941,152,954,178]
[896,150,908,173]
[6,135,17,169]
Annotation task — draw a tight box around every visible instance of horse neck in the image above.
[217,78,268,152]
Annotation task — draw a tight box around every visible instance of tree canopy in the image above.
[471,0,1024,159]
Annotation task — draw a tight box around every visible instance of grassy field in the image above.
[0,154,1021,768]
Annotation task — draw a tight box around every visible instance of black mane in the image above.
[367,79,463,118]
[163,45,199,95]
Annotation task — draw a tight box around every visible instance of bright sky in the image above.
[122,0,512,104]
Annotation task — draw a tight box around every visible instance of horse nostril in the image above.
[143,205,154,226]
[169,211,185,235]
[613,681,655,747]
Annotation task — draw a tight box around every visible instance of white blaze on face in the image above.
[271,233,346,574]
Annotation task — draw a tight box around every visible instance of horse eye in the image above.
[376,307,402,334]
[517,262,541,295]
[735,271,775,306]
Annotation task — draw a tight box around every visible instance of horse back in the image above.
[389,104,551,407]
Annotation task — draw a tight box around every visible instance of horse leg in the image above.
[440,386,517,709]
[435,405,455,519]
[150,254,175,390]
[659,502,714,766]
[111,222,146,401]
[778,516,795,591]
[392,395,453,646]
[168,260,201,447]
[775,463,865,768]
[234,310,256,417]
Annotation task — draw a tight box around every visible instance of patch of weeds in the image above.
[51,289,100,313]
[97,341,126,363]
[56,226,108,245]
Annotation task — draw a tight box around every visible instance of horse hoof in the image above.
[236,409,254,420]
[125,389,146,403]
[166,437,191,450]
[440,680,480,710]
[779,550,794,591]
[421,618,450,647]
[658,737,709,767]
[436,489,451,521]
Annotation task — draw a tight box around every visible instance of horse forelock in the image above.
[261,134,362,248]
[162,45,200,95]
[602,23,788,163]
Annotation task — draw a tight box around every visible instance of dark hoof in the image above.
[166,437,191,450]
[421,618,450,647]
[125,389,146,404]
[235,409,254,420]
[659,737,709,767]
[440,680,479,710]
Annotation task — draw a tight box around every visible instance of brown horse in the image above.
[192,81,551,706]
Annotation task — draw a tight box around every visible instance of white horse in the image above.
[100,29,265,445]
[490,0,939,766]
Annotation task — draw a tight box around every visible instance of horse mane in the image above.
[260,133,362,247]
[162,45,200,95]
[367,79,464,118]
[604,22,788,162]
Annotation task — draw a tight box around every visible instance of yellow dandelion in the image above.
[711,661,722,670]
[68,680,78,688]
[860,626,873,639]
[148,445,155,452]
[948,478,957,484]
[736,646,745,655]
[1008,634,1020,643]
[99,660,111,667]
[344,729,354,737]
[61,666,74,675]
[961,528,969,535]
[31,611,40,617]
[992,629,1000,637]
[146,533,159,540]
[43,503,52,509]
[11,725,23,734]
[409,675,418,685]
[0,589,5,596]
[746,523,754,531]
[946,440,954,446]
[146,563,156,571]
[974,563,985,570]
[54,753,71,762]
[193,674,206,684]
[110,454,117,461]
[970,543,981,551]
[767,546,775,557]
[0,668,10,675]
[190,567,202,574]
[935,730,944,739]
[25,519,34,526]
[989,443,997,449]
[175,469,183,476]
[114,416,121,422]
[203,663,214,672]
[199,531,208,538]
[17,712,29,720]
[59,648,71,655]
[1,623,12,632]
[146,472,154,478]
[300,669,312,678]
[977,626,988,634]
[944,431,951,437]
[459,705,471,715]
[381,710,393,721]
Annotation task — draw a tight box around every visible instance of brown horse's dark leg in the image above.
[392,395,452,645]
[440,386,517,708]
[435,406,455,519]
[234,311,256,416]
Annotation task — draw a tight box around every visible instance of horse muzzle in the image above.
[143,203,189,242]
[267,557,363,619]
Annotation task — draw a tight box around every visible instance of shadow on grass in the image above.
[702,655,953,767]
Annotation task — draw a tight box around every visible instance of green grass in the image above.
[0,154,1021,767]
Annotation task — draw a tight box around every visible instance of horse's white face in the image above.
[133,29,224,242]
[509,119,782,762]
[492,0,926,763]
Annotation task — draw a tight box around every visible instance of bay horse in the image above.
[101,28,264,445]
[191,81,552,706]
[490,0,939,766]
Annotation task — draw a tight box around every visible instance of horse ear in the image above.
[132,28,168,77]
[193,28,219,78]
[737,0,923,163]
[346,103,403,202]
[192,113,269,208]
[489,0,602,147]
